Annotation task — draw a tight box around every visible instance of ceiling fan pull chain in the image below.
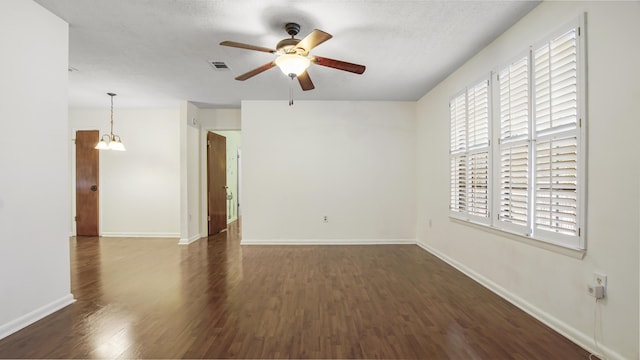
[289,74,295,106]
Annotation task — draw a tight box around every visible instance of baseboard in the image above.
[178,233,202,245]
[415,241,625,360]
[100,232,180,238]
[0,294,75,341]
[241,238,417,245]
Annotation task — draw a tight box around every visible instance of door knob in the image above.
[90,185,97,192]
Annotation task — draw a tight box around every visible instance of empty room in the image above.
[0,0,638,359]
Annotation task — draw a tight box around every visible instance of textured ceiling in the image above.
[33,0,540,109]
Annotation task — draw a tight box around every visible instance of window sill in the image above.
[449,216,586,259]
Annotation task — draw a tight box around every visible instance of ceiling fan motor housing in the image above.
[285,22,300,36]
[276,38,303,54]
[277,23,306,54]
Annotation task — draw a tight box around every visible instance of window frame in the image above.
[449,89,468,216]
[449,15,587,251]
[529,18,586,249]
[449,77,492,226]
[493,51,531,236]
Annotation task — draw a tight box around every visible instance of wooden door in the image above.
[207,132,227,235]
[76,130,99,236]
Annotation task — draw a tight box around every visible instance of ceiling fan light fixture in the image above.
[275,54,310,77]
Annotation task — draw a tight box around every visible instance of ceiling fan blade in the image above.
[220,41,276,53]
[297,71,315,91]
[235,61,276,81]
[312,56,366,74]
[297,29,332,53]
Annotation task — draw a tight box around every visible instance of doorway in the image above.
[75,130,99,236]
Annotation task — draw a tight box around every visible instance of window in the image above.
[467,81,490,219]
[498,56,529,232]
[449,92,466,213]
[532,27,581,247]
[449,79,490,224]
[449,19,585,250]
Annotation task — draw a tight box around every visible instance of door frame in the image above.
[206,131,227,235]
[199,127,241,237]
[70,127,103,237]
[237,147,242,217]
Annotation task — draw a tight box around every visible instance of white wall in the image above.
[179,102,202,244]
[187,112,201,241]
[70,108,181,237]
[0,0,74,340]
[200,108,241,130]
[242,101,416,244]
[415,2,639,359]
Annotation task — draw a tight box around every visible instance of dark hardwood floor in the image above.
[0,221,589,359]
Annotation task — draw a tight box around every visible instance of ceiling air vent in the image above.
[209,61,230,71]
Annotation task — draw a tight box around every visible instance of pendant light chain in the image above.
[95,92,126,151]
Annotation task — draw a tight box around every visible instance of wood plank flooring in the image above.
[0,221,589,359]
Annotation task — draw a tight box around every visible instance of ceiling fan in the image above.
[220,23,366,91]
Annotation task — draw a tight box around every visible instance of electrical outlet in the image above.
[590,273,607,299]
[323,216,328,223]
[593,273,607,289]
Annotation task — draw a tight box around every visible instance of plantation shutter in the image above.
[498,57,529,229]
[534,29,578,135]
[533,28,579,240]
[499,58,529,140]
[448,19,584,249]
[467,81,490,149]
[467,152,489,217]
[450,93,466,152]
[450,93,467,213]
[534,136,578,236]
[467,80,490,219]
[450,155,466,212]
[499,144,529,227]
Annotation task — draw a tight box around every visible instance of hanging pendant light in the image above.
[95,92,126,151]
